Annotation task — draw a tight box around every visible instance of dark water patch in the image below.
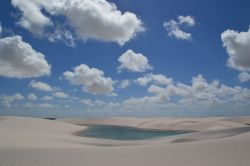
[44,118,56,120]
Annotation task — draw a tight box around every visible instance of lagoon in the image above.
[77,125,190,140]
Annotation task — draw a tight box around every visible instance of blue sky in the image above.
[0,0,250,118]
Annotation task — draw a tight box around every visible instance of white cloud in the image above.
[148,85,166,95]
[81,98,121,111]
[63,64,114,95]
[163,15,195,40]
[27,93,37,100]
[81,99,94,106]
[0,93,25,107]
[11,0,144,45]
[123,74,250,112]
[135,75,152,86]
[163,20,191,40]
[123,95,167,107]
[41,95,54,101]
[178,15,195,26]
[119,79,131,89]
[124,84,169,106]
[11,0,53,35]
[47,26,76,47]
[238,72,250,82]
[118,50,152,73]
[62,0,144,45]
[23,103,54,109]
[0,23,2,35]
[150,74,173,85]
[94,100,106,106]
[38,103,54,108]
[221,27,250,72]
[22,102,34,108]
[0,35,51,78]
[135,73,173,86]
[29,80,53,92]
[53,91,68,98]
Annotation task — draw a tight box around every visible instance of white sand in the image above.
[1,116,250,166]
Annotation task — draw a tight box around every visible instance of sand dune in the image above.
[61,117,245,131]
[1,116,250,166]
[223,116,250,125]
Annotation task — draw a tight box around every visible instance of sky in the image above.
[0,0,250,118]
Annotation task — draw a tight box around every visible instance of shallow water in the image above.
[77,125,191,140]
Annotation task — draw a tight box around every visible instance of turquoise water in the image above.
[77,125,190,140]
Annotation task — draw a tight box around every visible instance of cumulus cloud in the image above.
[53,91,68,98]
[27,93,37,100]
[135,73,173,86]
[238,72,250,82]
[123,95,168,108]
[11,0,53,35]
[23,103,54,109]
[221,27,250,72]
[0,23,2,35]
[38,103,54,108]
[81,99,94,106]
[63,64,114,95]
[47,26,76,47]
[0,93,25,107]
[119,79,131,89]
[178,15,195,26]
[0,35,51,78]
[29,80,53,92]
[11,0,144,45]
[123,74,250,112]
[163,15,195,40]
[118,50,152,73]
[123,84,170,107]
[81,98,120,111]
[41,95,54,101]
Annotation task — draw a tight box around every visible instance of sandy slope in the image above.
[0,116,250,166]
[61,117,246,131]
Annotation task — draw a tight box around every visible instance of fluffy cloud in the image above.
[118,50,152,73]
[0,23,2,35]
[178,15,196,26]
[123,74,250,112]
[123,84,169,107]
[123,92,168,112]
[81,99,94,106]
[23,103,54,109]
[136,73,173,86]
[29,80,53,92]
[163,15,195,40]
[41,95,54,101]
[38,103,54,108]
[238,72,250,82]
[119,79,131,89]
[0,93,25,107]
[63,64,114,95]
[81,98,120,111]
[27,93,37,100]
[0,35,51,78]
[53,91,68,98]
[11,0,53,35]
[47,26,76,47]
[221,27,250,72]
[11,0,144,45]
